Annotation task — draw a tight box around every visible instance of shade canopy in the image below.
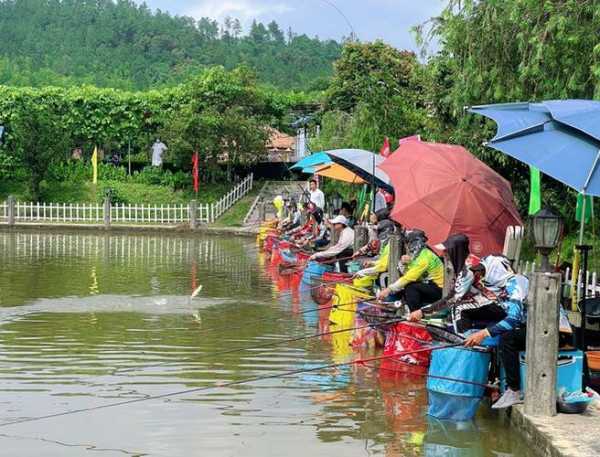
[469,100,600,196]
[290,152,331,170]
[379,141,522,256]
[291,149,391,189]
[314,163,365,184]
[325,149,393,192]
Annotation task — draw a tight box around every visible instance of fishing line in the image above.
[0,343,460,429]
[115,316,406,375]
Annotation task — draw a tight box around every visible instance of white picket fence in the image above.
[1,173,253,226]
[211,173,254,221]
[518,260,600,301]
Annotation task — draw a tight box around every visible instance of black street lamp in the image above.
[531,208,563,272]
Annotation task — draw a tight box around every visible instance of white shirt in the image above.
[151,141,168,166]
[313,227,354,259]
[309,188,325,209]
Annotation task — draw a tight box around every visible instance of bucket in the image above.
[587,351,600,372]
[427,347,491,421]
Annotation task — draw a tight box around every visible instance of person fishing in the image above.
[377,229,444,312]
[352,219,397,290]
[279,199,302,232]
[459,255,529,409]
[309,215,354,273]
[407,234,484,328]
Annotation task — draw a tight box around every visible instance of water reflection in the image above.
[0,231,534,456]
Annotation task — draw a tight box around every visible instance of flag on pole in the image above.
[192,151,199,194]
[576,193,593,223]
[91,146,98,184]
[380,137,391,158]
[528,166,541,215]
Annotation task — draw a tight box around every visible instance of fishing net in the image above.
[329,284,372,329]
[380,323,433,377]
[427,346,491,421]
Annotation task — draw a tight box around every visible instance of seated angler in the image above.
[461,256,529,409]
[352,219,397,290]
[279,199,302,232]
[308,215,354,273]
[408,234,484,326]
[377,229,444,313]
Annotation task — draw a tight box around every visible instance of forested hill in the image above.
[0,0,342,90]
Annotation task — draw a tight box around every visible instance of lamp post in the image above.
[531,207,563,272]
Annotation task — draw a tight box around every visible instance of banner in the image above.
[91,146,98,184]
[380,137,391,158]
[192,151,199,194]
[576,193,593,223]
[528,166,541,215]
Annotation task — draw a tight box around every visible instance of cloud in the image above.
[185,0,293,22]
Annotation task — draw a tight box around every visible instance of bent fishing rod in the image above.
[115,315,405,375]
[0,342,461,429]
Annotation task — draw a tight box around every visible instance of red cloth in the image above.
[379,141,522,256]
[192,151,199,193]
[380,136,391,158]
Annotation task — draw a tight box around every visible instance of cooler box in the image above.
[427,346,491,421]
[519,350,583,393]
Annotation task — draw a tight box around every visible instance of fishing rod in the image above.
[0,342,461,429]
[115,316,406,375]
[191,297,368,336]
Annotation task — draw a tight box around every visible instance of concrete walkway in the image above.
[511,405,600,457]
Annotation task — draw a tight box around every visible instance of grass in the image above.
[212,187,261,227]
[0,179,232,205]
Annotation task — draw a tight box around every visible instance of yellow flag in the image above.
[91,146,98,184]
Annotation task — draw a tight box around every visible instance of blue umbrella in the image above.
[469,100,600,242]
[290,152,331,170]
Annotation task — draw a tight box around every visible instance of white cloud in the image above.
[185,0,293,22]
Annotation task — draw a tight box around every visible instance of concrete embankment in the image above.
[0,223,259,237]
[511,405,600,457]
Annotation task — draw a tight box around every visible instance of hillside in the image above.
[0,0,341,90]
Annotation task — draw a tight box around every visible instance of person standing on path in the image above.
[309,179,325,210]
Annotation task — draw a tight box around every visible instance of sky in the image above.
[141,0,446,52]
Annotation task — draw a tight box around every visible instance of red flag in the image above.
[192,151,199,194]
[380,136,391,158]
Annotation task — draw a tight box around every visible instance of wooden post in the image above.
[103,197,111,229]
[354,225,368,252]
[524,272,560,417]
[189,200,198,230]
[388,234,401,284]
[7,195,15,226]
[258,200,266,222]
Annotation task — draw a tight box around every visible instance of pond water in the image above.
[0,231,536,457]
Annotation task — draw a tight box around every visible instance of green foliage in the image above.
[5,102,71,200]
[314,42,427,153]
[408,0,600,231]
[0,0,341,90]
[161,67,271,179]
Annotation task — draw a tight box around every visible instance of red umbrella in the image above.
[379,141,522,256]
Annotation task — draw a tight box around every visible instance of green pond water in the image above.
[0,231,536,457]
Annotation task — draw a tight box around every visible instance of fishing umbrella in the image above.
[326,149,393,193]
[379,141,522,256]
[469,100,600,243]
[290,152,331,171]
[313,163,366,184]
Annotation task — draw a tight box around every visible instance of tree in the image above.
[7,104,71,201]
[160,67,271,181]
